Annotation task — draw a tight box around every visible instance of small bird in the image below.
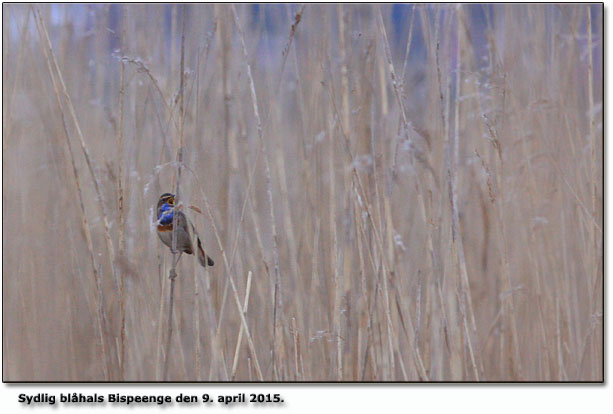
[156,192,214,269]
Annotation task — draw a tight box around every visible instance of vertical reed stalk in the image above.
[231,4,283,380]
[437,6,479,379]
[116,6,127,380]
[33,7,111,380]
[163,5,187,381]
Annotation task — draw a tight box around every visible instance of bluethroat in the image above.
[156,193,214,268]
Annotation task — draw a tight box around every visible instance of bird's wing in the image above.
[178,210,214,267]
[175,211,191,234]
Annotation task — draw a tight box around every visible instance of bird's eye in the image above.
[168,197,175,205]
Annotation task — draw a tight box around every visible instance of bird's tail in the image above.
[196,236,214,267]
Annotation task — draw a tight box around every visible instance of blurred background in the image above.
[2,3,603,381]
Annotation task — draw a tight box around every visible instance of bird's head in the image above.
[157,193,175,210]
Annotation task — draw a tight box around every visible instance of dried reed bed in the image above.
[2,4,603,381]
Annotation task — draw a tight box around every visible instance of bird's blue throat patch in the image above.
[158,204,174,225]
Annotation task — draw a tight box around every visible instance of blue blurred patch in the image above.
[158,204,174,225]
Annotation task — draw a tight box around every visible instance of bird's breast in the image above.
[157,224,173,232]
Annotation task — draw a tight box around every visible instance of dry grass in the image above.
[2,4,603,381]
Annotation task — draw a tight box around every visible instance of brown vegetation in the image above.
[2,4,603,381]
